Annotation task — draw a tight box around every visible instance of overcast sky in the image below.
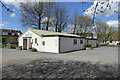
[0,0,119,32]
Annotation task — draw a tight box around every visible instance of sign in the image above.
[25,34,32,37]
[42,41,45,45]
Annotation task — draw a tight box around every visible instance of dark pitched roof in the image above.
[0,29,22,33]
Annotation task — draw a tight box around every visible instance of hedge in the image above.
[85,43,91,47]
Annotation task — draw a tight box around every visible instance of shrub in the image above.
[3,37,17,44]
[85,43,91,47]
[106,43,109,46]
[10,45,18,49]
[0,45,4,48]
[31,48,37,52]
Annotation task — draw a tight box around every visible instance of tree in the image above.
[58,6,69,32]
[83,1,118,25]
[94,20,103,43]
[70,11,79,34]
[53,3,69,32]
[43,2,55,30]
[118,26,120,41]
[20,2,46,30]
[0,1,13,12]
[53,3,59,32]
[95,20,115,43]
[107,28,117,41]
[76,16,93,37]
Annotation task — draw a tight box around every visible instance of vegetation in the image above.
[20,2,69,32]
[94,20,115,43]
[85,43,91,47]
[0,45,4,48]
[117,43,120,45]
[31,48,37,52]
[10,45,18,49]
[1,1,118,43]
[2,37,17,44]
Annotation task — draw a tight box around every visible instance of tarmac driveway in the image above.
[1,47,118,66]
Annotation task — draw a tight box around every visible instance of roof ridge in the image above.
[29,28,79,36]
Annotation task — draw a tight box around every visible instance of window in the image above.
[80,40,83,44]
[87,40,88,43]
[12,33,14,36]
[73,39,77,44]
[18,33,20,36]
[8,33,12,35]
[35,38,38,45]
[35,38,37,43]
[2,32,8,35]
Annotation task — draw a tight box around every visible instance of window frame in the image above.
[73,39,77,44]
[80,40,83,44]
[35,38,38,45]
[110,41,112,43]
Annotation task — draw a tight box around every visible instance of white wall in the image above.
[19,30,42,51]
[86,39,97,48]
[19,30,59,53]
[60,37,85,53]
[41,37,59,53]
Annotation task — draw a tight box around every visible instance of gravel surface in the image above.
[1,47,118,66]
[2,59,119,78]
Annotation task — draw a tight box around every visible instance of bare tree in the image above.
[43,2,55,30]
[95,20,115,43]
[0,1,13,12]
[107,26,116,41]
[58,6,69,32]
[83,1,118,25]
[70,11,79,34]
[20,2,46,30]
[53,3,59,32]
[76,16,93,37]
[53,3,69,32]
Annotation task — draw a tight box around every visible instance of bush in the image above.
[106,43,109,46]
[3,37,17,44]
[117,43,120,45]
[85,43,91,47]
[10,45,18,49]
[31,48,37,52]
[0,45,4,48]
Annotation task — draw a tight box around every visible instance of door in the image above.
[23,39,27,50]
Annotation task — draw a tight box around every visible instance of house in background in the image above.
[19,29,86,53]
[106,41,120,45]
[106,30,120,45]
[0,29,22,45]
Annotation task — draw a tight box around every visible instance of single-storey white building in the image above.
[86,38,98,48]
[19,29,86,53]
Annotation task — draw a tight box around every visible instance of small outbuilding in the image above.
[86,38,98,48]
[19,29,86,53]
